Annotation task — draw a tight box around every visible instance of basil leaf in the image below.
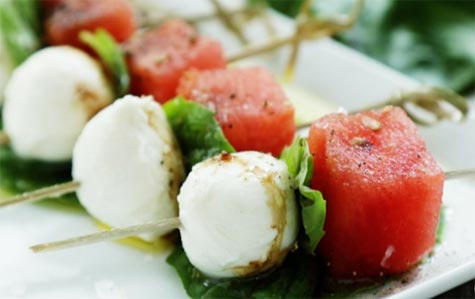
[0,145,79,206]
[79,29,130,97]
[337,0,475,93]
[163,97,235,170]
[167,243,318,299]
[267,0,305,17]
[246,0,306,17]
[436,205,446,244]
[281,137,326,253]
[0,0,41,66]
[0,109,78,206]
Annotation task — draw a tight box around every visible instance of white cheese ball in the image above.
[3,46,113,161]
[179,151,298,278]
[73,95,184,241]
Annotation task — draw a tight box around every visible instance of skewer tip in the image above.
[30,244,49,253]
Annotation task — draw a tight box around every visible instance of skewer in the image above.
[444,169,475,180]
[143,6,256,28]
[31,217,180,253]
[210,0,249,45]
[27,167,475,254]
[1,147,474,210]
[0,181,80,208]
[226,0,364,63]
[0,131,9,145]
[1,85,468,147]
[296,86,469,130]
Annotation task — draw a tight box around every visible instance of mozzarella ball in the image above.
[73,95,184,241]
[3,46,113,161]
[179,151,298,278]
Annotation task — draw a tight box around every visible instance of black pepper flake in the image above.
[230,93,236,99]
[263,101,268,108]
[160,160,164,165]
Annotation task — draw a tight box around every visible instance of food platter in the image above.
[0,34,474,298]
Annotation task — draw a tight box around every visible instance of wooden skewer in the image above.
[30,217,181,253]
[28,169,475,253]
[226,0,364,63]
[444,169,475,181]
[0,181,80,208]
[1,141,473,210]
[296,86,469,130]
[210,0,249,45]
[0,131,9,146]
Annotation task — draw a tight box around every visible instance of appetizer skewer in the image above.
[28,107,474,282]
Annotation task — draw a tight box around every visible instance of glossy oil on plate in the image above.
[1,12,474,299]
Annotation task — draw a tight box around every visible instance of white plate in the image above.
[1,23,474,299]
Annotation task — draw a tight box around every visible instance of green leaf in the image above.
[266,0,305,17]
[0,0,41,66]
[163,97,235,170]
[12,0,41,35]
[166,243,318,299]
[337,0,475,93]
[0,145,80,206]
[79,29,130,97]
[436,205,446,244]
[280,137,326,253]
[0,109,79,207]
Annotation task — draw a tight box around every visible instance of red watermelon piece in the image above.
[308,107,444,279]
[177,67,295,156]
[124,19,226,104]
[44,0,136,48]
